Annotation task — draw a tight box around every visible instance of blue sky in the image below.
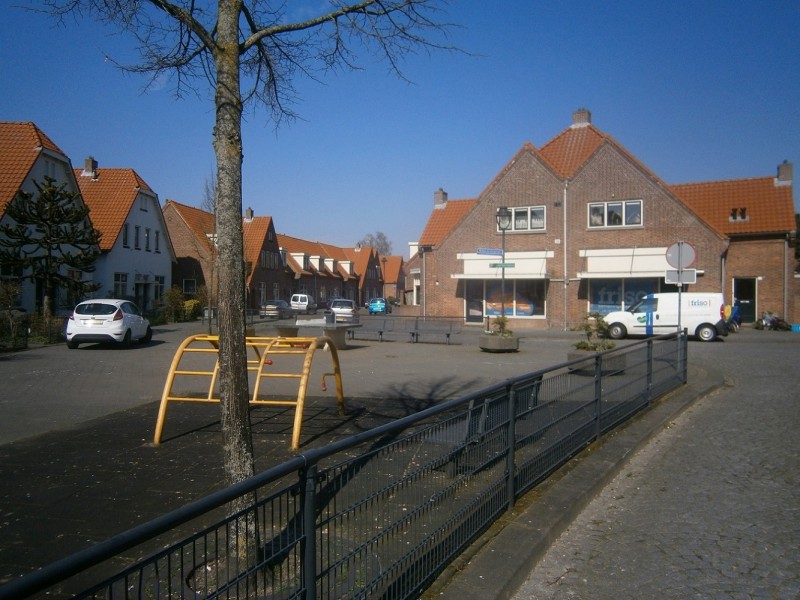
[2,1,798,257]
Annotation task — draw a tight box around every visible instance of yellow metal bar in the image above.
[153,334,345,450]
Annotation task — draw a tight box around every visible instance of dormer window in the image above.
[729,207,749,222]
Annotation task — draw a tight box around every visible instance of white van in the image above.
[604,292,728,342]
[290,293,317,314]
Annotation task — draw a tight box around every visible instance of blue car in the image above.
[368,297,392,315]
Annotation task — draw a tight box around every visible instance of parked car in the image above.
[65,299,152,349]
[290,293,317,314]
[368,297,392,315]
[260,299,294,320]
[328,299,360,324]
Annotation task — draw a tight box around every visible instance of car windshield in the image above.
[75,303,117,316]
[332,301,351,308]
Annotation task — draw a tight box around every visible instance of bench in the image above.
[409,318,462,344]
[348,317,396,342]
[282,319,361,349]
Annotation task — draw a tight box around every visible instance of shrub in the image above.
[183,299,201,321]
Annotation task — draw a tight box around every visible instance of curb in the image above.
[424,366,726,599]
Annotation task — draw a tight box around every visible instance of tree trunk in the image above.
[213,0,255,491]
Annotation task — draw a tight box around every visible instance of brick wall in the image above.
[421,144,729,330]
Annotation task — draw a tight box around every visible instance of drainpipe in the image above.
[563,181,568,331]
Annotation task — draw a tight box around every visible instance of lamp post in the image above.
[496,207,512,319]
[381,256,388,299]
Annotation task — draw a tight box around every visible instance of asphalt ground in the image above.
[1,318,797,598]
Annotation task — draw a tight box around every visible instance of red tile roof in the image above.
[74,168,154,251]
[418,198,477,247]
[163,199,216,253]
[538,125,607,178]
[670,177,796,236]
[0,122,66,216]
[381,255,403,284]
[242,215,273,284]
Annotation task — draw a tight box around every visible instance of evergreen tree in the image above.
[0,176,101,317]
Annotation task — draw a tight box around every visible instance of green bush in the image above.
[183,299,201,321]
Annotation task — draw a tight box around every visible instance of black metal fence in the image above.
[0,332,687,600]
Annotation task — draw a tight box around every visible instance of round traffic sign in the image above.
[665,242,696,269]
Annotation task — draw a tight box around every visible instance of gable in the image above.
[0,122,67,217]
[163,200,216,253]
[418,199,477,247]
[75,167,155,251]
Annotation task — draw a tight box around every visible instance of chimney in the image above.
[244,207,254,221]
[82,156,98,179]
[434,187,448,209]
[571,108,592,128]
[776,160,793,186]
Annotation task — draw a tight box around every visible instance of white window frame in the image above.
[496,205,546,232]
[588,200,643,228]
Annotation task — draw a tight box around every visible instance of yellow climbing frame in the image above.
[153,334,344,451]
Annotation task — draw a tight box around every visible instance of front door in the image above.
[733,278,756,323]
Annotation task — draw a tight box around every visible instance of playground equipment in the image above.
[153,334,344,451]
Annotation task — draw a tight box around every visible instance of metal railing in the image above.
[0,332,687,600]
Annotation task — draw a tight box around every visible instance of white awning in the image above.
[452,272,549,280]
[453,250,554,280]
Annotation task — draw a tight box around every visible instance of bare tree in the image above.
[357,231,393,256]
[41,1,457,494]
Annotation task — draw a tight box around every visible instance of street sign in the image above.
[490,263,515,268]
[666,241,696,269]
[665,269,696,284]
[477,247,503,256]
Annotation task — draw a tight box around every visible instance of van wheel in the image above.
[608,323,626,339]
[696,324,716,342]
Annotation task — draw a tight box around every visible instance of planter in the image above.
[478,334,519,353]
[567,349,626,376]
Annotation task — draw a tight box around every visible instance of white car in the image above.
[66,299,152,349]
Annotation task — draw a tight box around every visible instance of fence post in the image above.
[506,382,516,510]
[646,338,654,405]
[681,330,688,384]
[301,464,318,600]
[594,354,603,441]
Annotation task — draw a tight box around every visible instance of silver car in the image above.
[66,299,152,349]
[328,299,360,324]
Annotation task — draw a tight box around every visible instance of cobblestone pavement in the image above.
[513,332,800,599]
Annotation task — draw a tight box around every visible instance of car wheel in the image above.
[142,326,153,343]
[67,340,79,349]
[608,323,627,340]
[696,324,716,342]
[121,329,132,348]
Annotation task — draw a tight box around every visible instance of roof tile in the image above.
[670,177,795,236]
[0,122,66,216]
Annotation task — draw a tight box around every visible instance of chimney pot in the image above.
[82,156,98,178]
[776,160,793,186]
[434,187,448,208]
[571,108,592,128]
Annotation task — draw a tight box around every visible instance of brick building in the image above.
[413,109,796,329]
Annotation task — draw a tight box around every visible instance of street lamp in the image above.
[496,207,512,318]
[381,256,388,299]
